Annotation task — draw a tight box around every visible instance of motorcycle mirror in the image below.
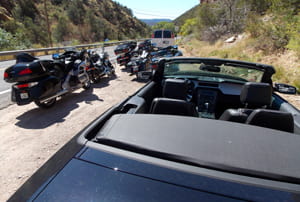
[52,53,60,59]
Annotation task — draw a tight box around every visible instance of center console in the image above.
[197,89,218,119]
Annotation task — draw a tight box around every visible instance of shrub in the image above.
[180,18,197,36]
[0,28,31,51]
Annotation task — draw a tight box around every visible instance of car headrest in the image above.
[163,79,188,100]
[150,98,198,117]
[240,82,272,107]
[246,109,294,133]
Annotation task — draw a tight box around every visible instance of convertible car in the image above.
[9,58,300,201]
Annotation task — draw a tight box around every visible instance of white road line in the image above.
[0,89,11,95]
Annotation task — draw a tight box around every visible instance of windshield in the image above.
[163,30,172,38]
[164,62,264,82]
[154,30,162,38]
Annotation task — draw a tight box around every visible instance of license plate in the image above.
[20,92,29,99]
[163,41,169,44]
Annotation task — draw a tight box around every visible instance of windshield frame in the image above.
[153,57,276,84]
[164,61,266,83]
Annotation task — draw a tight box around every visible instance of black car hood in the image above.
[31,157,234,202]
[27,146,298,202]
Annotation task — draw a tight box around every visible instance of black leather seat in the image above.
[162,78,188,100]
[246,109,294,133]
[219,82,272,123]
[150,98,198,117]
[219,108,253,123]
[149,79,197,117]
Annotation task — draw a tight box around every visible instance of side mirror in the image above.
[52,53,60,59]
[274,83,297,94]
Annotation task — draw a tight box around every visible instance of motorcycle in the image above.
[114,41,138,66]
[126,50,151,80]
[4,50,91,108]
[86,50,115,83]
[138,39,152,54]
[150,45,183,58]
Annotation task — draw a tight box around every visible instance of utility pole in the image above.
[44,0,53,47]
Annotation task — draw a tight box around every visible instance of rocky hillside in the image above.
[0,0,150,49]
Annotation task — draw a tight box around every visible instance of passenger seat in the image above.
[219,82,272,123]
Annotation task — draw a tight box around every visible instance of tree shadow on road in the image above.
[15,88,103,129]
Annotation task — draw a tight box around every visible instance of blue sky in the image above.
[113,0,200,20]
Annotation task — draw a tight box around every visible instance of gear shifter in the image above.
[204,102,210,112]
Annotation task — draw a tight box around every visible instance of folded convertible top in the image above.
[96,114,300,184]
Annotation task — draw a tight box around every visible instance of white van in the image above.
[151,29,175,48]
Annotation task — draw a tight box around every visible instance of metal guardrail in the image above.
[0,39,147,61]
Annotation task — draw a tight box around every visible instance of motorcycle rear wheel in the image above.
[91,73,102,83]
[34,98,57,108]
[83,80,91,90]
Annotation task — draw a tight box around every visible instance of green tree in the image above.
[54,16,70,42]
[152,22,175,32]
[67,0,85,25]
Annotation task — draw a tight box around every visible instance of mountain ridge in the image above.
[140,18,172,26]
[0,0,150,49]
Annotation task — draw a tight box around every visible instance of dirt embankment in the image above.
[0,66,144,201]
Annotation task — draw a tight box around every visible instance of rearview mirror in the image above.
[200,64,221,72]
[274,83,297,94]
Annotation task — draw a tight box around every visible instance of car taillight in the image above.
[14,82,38,89]
[151,34,154,38]
[4,72,8,78]
[171,33,175,38]
[18,68,32,75]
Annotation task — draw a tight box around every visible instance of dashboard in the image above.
[186,80,244,119]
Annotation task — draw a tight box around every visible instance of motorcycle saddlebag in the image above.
[11,76,61,105]
[4,59,53,83]
[117,54,130,65]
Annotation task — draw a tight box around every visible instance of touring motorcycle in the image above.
[4,50,91,108]
[86,50,115,83]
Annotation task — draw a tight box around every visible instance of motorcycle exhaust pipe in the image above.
[39,89,68,103]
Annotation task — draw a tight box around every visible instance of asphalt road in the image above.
[0,45,117,109]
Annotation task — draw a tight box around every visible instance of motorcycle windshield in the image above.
[16,53,37,63]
